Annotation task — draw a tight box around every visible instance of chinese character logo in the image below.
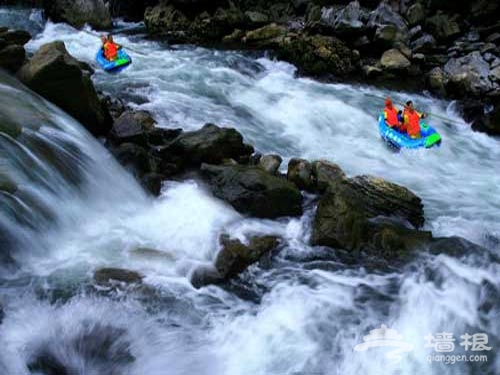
[354,325,414,367]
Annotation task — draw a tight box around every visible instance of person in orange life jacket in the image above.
[383,98,405,131]
[403,101,427,138]
[101,34,121,61]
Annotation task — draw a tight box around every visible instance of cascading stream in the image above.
[0,9,497,375]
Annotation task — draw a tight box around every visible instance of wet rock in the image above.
[287,158,313,191]
[113,143,156,178]
[200,163,303,218]
[460,98,500,135]
[312,175,426,255]
[110,110,156,145]
[158,123,254,167]
[443,51,493,96]
[0,45,25,72]
[427,236,488,258]
[43,0,112,29]
[311,159,346,193]
[140,173,163,196]
[94,268,143,285]
[0,29,31,45]
[380,48,411,70]
[426,12,461,42]
[405,2,424,26]
[258,154,282,175]
[17,41,112,136]
[146,127,183,146]
[190,264,223,288]
[215,234,280,279]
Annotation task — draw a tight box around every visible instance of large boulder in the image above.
[380,48,411,70]
[277,33,356,77]
[443,51,494,96]
[158,123,254,167]
[43,0,112,29]
[311,159,346,193]
[110,110,156,145]
[312,175,427,257]
[200,163,303,218]
[17,41,112,136]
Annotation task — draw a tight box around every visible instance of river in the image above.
[0,8,498,375]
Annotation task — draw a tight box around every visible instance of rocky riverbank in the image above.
[140,0,500,135]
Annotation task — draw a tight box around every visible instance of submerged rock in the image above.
[43,0,112,29]
[287,158,313,191]
[17,41,112,136]
[201,163,303,218]
[312,175,426,257]
[94,268,143,285]
[215,235,281,279]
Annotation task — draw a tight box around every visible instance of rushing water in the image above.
[0,9,499,375]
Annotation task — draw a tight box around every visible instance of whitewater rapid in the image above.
[0,10,497,375]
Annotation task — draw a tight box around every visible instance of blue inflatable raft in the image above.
[378,115,442,149]
[96,48,132,73]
